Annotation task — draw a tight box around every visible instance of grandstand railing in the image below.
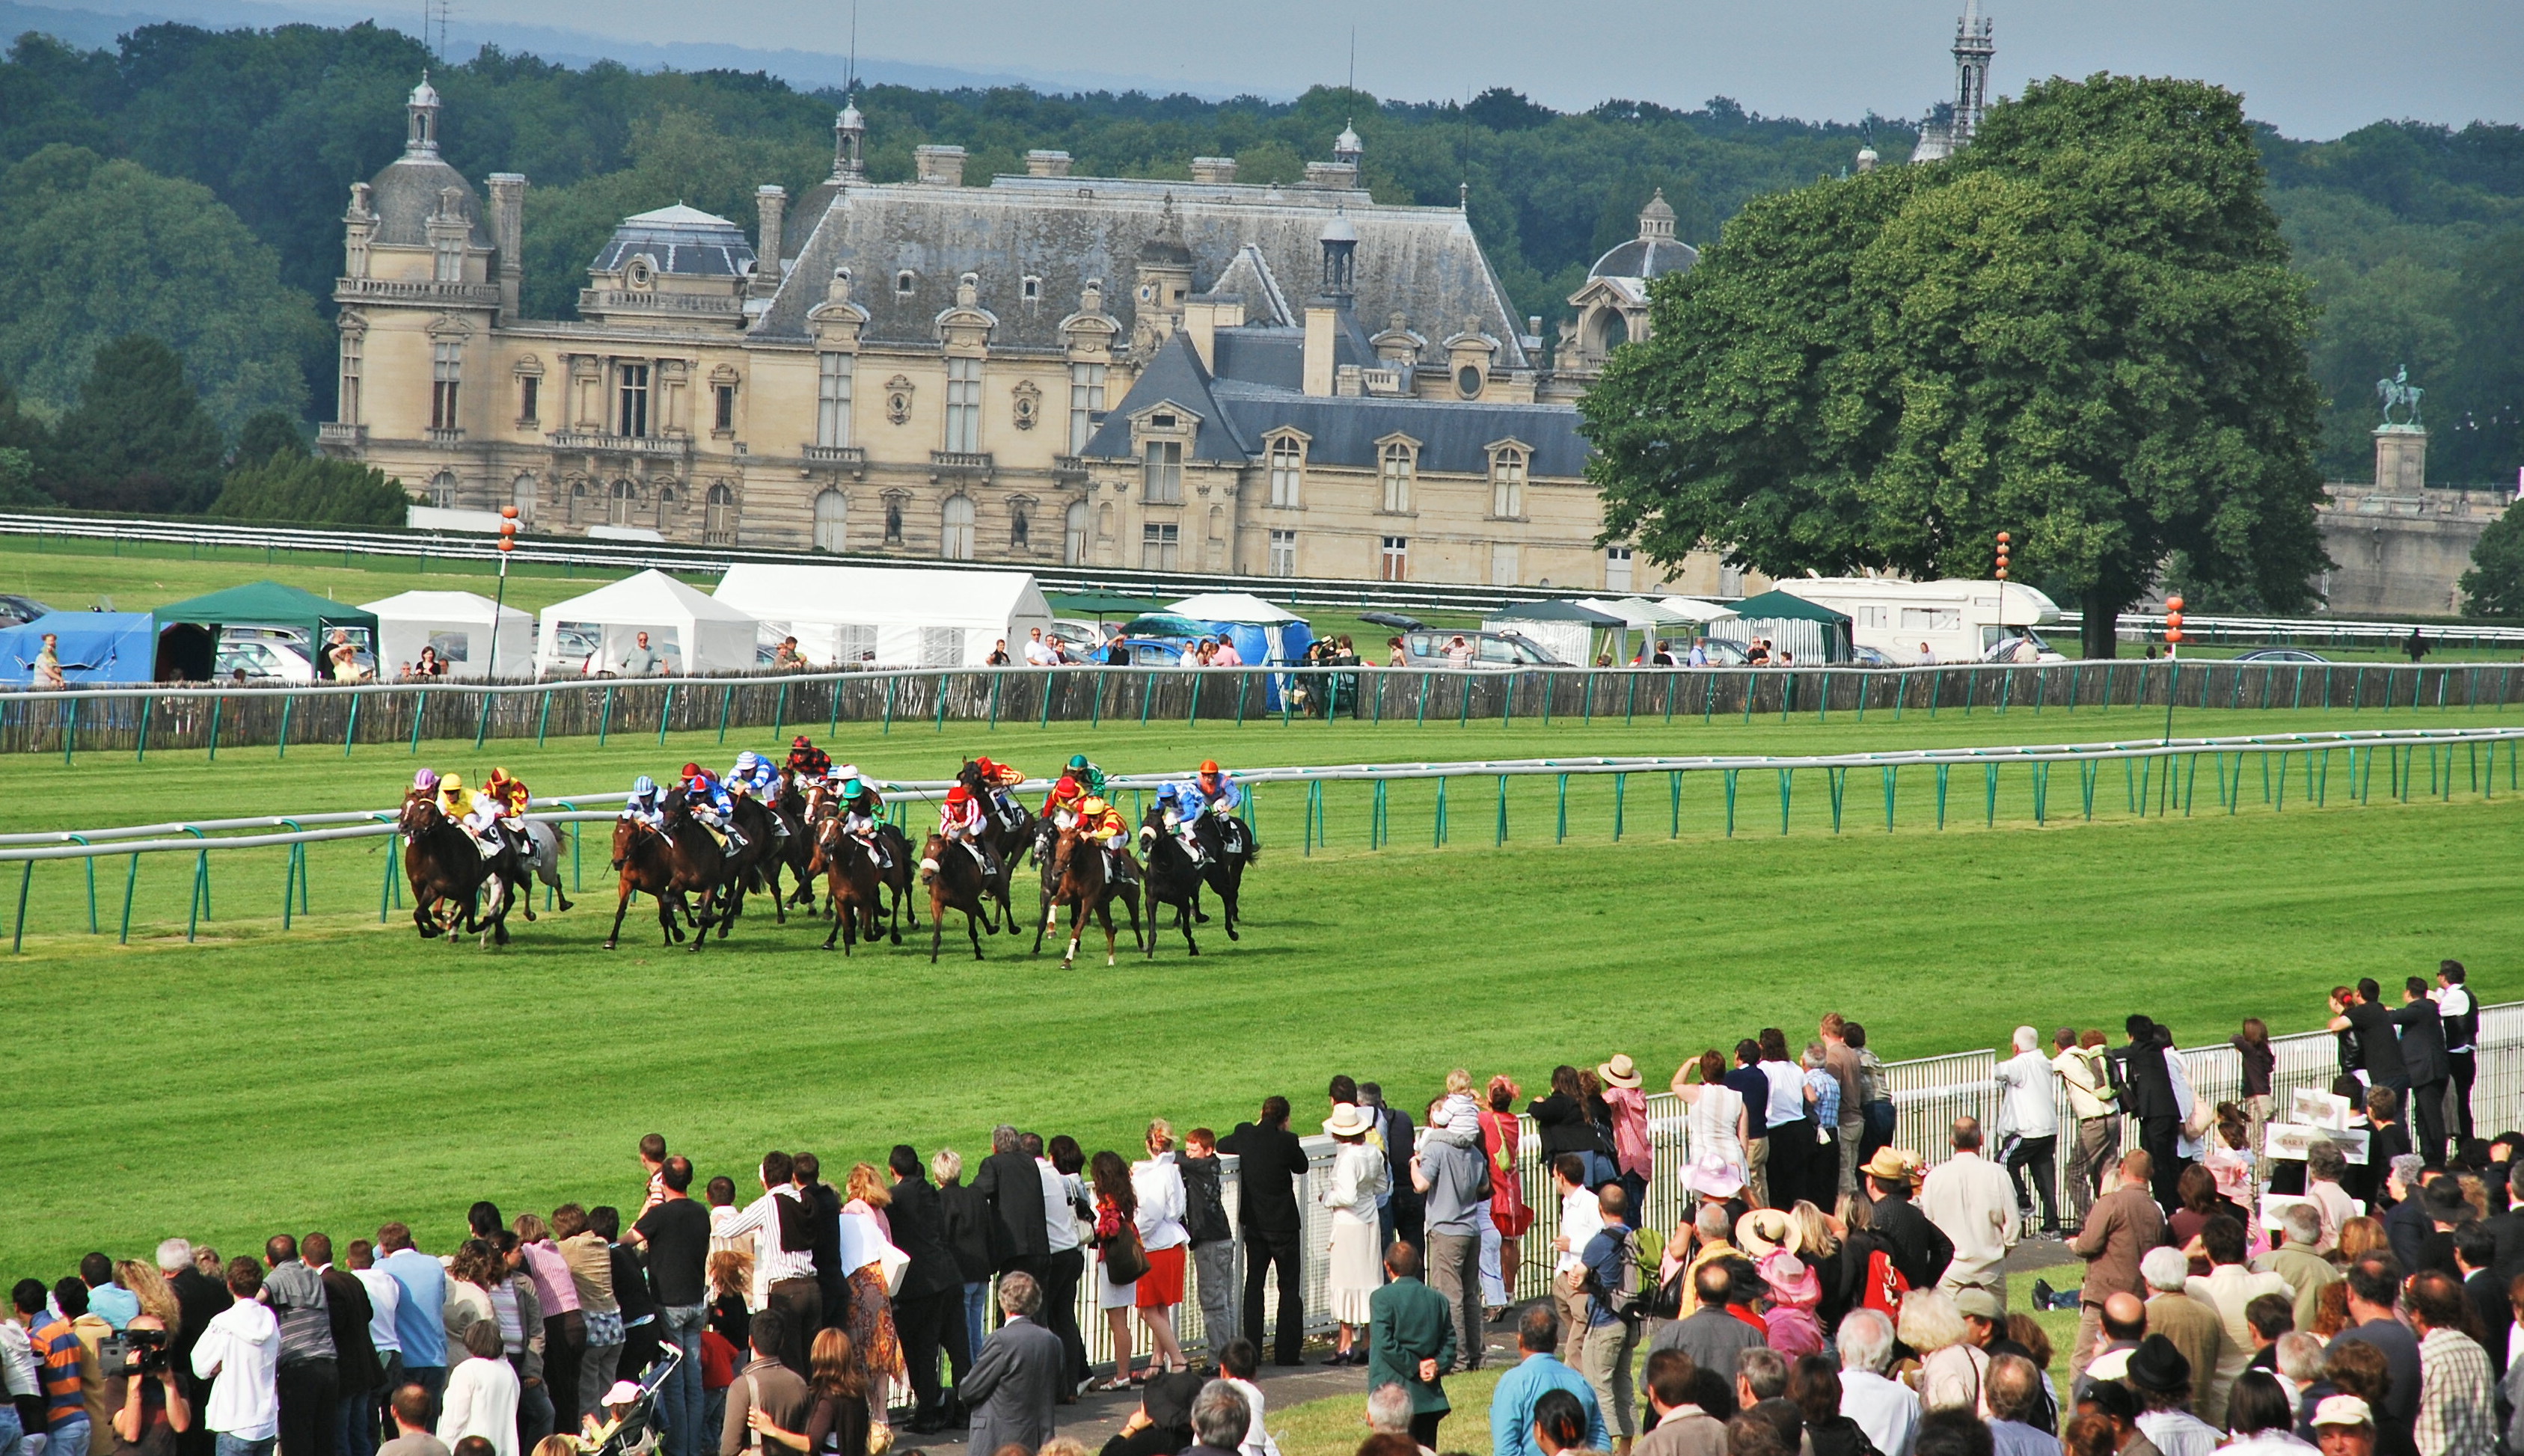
[5,654,2524,758]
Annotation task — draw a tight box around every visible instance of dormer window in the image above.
[625,257,653,290]
[1379,439,1417,514]
[1021,275,1042,304]
[1456,364,1483,399]
[1268,437,1304,508]
[895,269,916,295]
[1150,413,1177,430]
[1142,440,1183,504]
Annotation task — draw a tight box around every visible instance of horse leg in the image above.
[929,886,946,963]
[1098,900,1117,968]
[413,892,438,940]
[966,904,985,961]
[1122,888,1145,950]
[1178,894,1201,956]
[607,880,634,950]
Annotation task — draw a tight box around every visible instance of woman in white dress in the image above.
[1320,1102,1388,1366]
[1131,1120,1192,1376]
[1673,1048,1748,1187]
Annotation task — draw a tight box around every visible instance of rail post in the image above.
[9,860,28,954]
[717,685,735,745]
[1669,770,1682,838]
[597,685,615,746]
[69,835,94,933]
[1778,769,1793,835]
[1554,773,1569,843]
[206,694,222,761]
[1495,774,1509,847]
[343,691,361,756]
[1613,772,1626,841]
[62,696,77,764]
[1722,769,1739,838]
[1884,766,1898,832]
[119,852,140,944]
[658,682,679,744]
[137,695,151,761]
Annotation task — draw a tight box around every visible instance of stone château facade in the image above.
[322,82,1753,595]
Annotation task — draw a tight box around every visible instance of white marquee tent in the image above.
[537,570,760,677]
[712,564,1053,667]
[360,590,534,680]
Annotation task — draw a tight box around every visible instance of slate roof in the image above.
[1588,236,1699,281]
[592,205,758,277]
[1081,330,1589,476]
[369,155,492,250]
[758,174,1528,368]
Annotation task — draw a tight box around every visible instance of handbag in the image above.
[1100,1221,1151,1285]
[878,1238,911,1297]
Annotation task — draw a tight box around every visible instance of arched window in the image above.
[511,473,536,526]
[1206,506,1226,569]
[1379,442,1414,514]
[1268,437,1302,507]
[1064,500,1089,565]
[940,494,975,560]
[812,489,848,553]
[1591,309,1630,357]
[429,470,457,509]
[704,482,736,545]
[607,479,635,526]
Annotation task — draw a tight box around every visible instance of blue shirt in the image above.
[378,1248,448,1367]
[1490,1351,1607,1456]
[1724,1066,1771,1139]
[85,1285,139,1331]
[1804,1066,1842,1128]
[1578,1224,1635,1328]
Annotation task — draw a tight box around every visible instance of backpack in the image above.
[1858,1237,1911,1316]
[1642,1262,1685,1321]
[1581,1229,1645,1327]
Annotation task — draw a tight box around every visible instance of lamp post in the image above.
[474,507,518,749]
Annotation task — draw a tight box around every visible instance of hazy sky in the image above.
[84,0,2524,138]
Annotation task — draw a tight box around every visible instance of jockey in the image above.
[621,775,667,832]
[1154,783,1205,864]
[1192,759,1243,817]
[1041,769,1089,823]
[729,750,780,798]
[834,775,890,869]
[480,767,531,849]
[435,772,492,849]
[1074,793,1134,884]
[411,767,440,799]
[679,762,747,850]
[1064,752,1109,796]
[785,735,833,781]
[970,755,1025,826]
[939,783,998,876]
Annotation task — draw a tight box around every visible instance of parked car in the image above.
[1400,629,1563,669]
[1979,630,2067,664]
[2229,648,2331,664]
[0,594,54,627]
[213,637,319,683]
[1850,645,1896,668]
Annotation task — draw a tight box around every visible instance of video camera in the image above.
[98,1324,168,1378]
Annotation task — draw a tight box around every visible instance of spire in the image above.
[1637,188,1676,242]
[405,71,442,159]
[1333,120,1363,166]
[833,95,866,181]
[1950,0,1995,146]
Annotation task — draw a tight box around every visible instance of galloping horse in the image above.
[1032,817,1142,959]
[771,770,823,913]
[958,759,1033,931]
[806,778,918,936]
[605,814,699,950]
[511,819,575,919]
[396,793,521,947]
[815,817,889,953]
[1186,801,1257,941]
[711,793,785,935]
[1038,820,1139,968]
[1136,804,1207,958]
[625,790,747,952]
[918,831,997,962]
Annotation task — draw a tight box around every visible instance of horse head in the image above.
[397,792,441,841]
[610,814,640,870]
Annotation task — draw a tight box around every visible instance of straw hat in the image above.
[1597,1054,1644,1090]
[1324,1102,1376,1139]
[1860,1147,1919,1185]
[1736,1208,1803,1259]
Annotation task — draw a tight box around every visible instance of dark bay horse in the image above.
[1032,817,1142,960]
[1136,804,1207,958]
[815,818,889,953]
[918,831,996,962]
[396,793,520,947]
[1037,822,1140,968]
[708,793,783,936]
[1188,802,1257,941]
[810,780,918,936]
[958,760,1032,931]
[771,770,822,912]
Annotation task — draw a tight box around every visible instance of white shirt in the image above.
[1039,1160,1085,1253]
[2220,1436,2318,1456]
[193,1297,281,1440]
[2134,1409,2220,1456]
[2436,985,2476,1051]
[1133,1152,1189,1251]
[1839,1369,1920,1456]
[1554,1183,1602,1275]
[1225,1374,1278,1456]
[0,1320,37,1400]
[338,1265,403,1357]
[437,1353,521,1456]
[711,1186,817,1285]
[1918,1149,2018,1286]
[1023,638,1055,666]
[1995,1050,2060,1138]
[1760,1059,1806,1126]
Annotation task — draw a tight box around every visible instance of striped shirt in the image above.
[2416,1326,2497,1456]
[711,1187,815,1287]
[29,1315,87,1428]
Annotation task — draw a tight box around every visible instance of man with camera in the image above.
[106,1288,190,1456]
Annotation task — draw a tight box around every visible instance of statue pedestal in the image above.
[2375,426,2427,492]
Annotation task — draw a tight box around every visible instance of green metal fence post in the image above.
[206,694,222,761]
[1669,771,1682,838]
[773,681,788,740]
[656,683,677,746]
[1433,776,1448,847]
[62,696,78,764]
[1235,673,1250,726]
[883,675,897,734]
[1555,773,1569,843]
[343,691,361,756]
[1495,774,1510,846]
[1723,769,1739,838]
[536,690,552,746]
[1985,762,1999,826]
[1778,769,1794,835]
[1613,772,1626,841]
[1828,766,1845,832]
[10,861,29,954]
[717,684,735,745]
[136,695,150,761]
[1883,766,1898,832]
[597,686,615,746]
[119,852,139,944]
[1935,764,1949,829]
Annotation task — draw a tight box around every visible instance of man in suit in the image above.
[2328,980,2410,1132]
[886,1145,971,1434]
[962,1273,1062,1456]
[1366,1241,1456,1449]
[2117,1016,2183,1208]
[1219,1097,1308,1367]
[302,1235,380,1456]
[2391,977,2451,1168]
[974,1124,1049,1294]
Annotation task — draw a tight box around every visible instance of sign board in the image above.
[2291,1087,2355,1131]
[2266,1124,2369,1165]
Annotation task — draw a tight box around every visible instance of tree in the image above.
[39,334,224,513]
[210,451,409,525]
[0,145,325,432]
[232,408,310,468]
[1586,74,2330,657]
[2460,503,2524,618]
[0,449,41,506]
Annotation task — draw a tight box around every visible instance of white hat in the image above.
[1324,1102,1375,1139]
[2312,1396,2374,1430]
[602,1380,643,1407]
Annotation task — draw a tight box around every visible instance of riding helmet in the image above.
[413,767,439,792]
[1068,753,1089,770]
[633,775,658,796]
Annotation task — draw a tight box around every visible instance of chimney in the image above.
[1026,150,1073,178]
[915,144,968,185]
[1302,210,1358,397]
[1304,303,1338,396]
[485,173,525,319]
[1190,156,1237,185]
[751,185,786,299]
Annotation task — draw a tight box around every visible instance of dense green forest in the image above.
[0,17,2518,486]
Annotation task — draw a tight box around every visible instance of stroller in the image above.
[582,1342,683,1456]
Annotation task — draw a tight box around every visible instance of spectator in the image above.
[719,1314,808,1456]
[972,1126,1050,1297]
[373,1227,447,1419]
[1718,1043,1777,1211]
[2243,1294,2294,1374]
[589,1208,653,1396]
[1320,1103,1390,1367]
[1845,1025,1896,1167]
[193,1259,281,1456]
[1038,1134,1094,1397]
[2314,1395,2378,1456]
[834,1164,906,1431]
[1573,1186,1641,1455]
[1756,1031,1813,1217]
[160,1238,233,1456]
[297,1238,376,1456]
[546,1210,618,1425]
[58,1281,114,1456]
[108,1261,191,1456]
[1210,1340,1275,1456]
[1733,1348,1798,1450]
[1636,1349,1723,1456]
[1797,1045,1843,1214]
[1832,1309,1917,1456]
[1186,1382,1249,1456]
[1995,1028,2063,1235]
[2125,1335,2217,1456]
[1814,1018,1866,1199]
[1411,1096,1489,1375]
[1898,1291,1988,1418]
[2119,1017,2184,1208]
[2069,1152,2163,1380]
[1859,1150,1950,1294]
[341,1243,399,1456]
[433,1325,515,1456]
[2184,1215,2288,1413]
[503,1220,572,1434]
[2328,1255,2420,1441]
[1650,1256,1765,1378]
[1671,1054,1748,1214]
[705,1156,817,1378]
[1530,1067,1616,1200]
[2390,980,2452,1170]
[2321,1345,2408,1456]
[2404,1271,2494,1456]
[1489,1308,1604,1456]
[2434,963,2478,1146]
[2053,1030,2121,1230]
[2141,1247,2230,1425]
[1171,1133,1235,1376]
[881,1146,968,1434]
[2255,1203,2344,1335]
[1364,1243,1452,1449]
[1986,1355,2059,1456]
[2074,1293,2150,1402]
[2449,1226,2508,1366]
[1090,1149,1147,1386]
[2307,1143,2358,1253]
[959,1276,1060,1456]
[2275,1331,2330,1431]
[374,1388,444,1456]
[1480,1078,1534,1321]
[1219,1101,1306,1367]
[931,1149,996,1381]
[1920,1117,2017,1304]
[1599,1056,1654,1225]
[1099,1370,1201,1456]
[623,1157,708,1456]
[1129,1123,1191,1380]
[2221,1371,2312,1456]
[79,1259,137,1336]
[738,1327,866,1456]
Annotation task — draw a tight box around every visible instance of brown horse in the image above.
[815,818,889,953]
[609,795,738,952]
[1038,821,1138,968]
[396,793,520,947]
[773,770,824,912]
[918,831,996,962]
[958,759,1034,931]
[604,815,700,950]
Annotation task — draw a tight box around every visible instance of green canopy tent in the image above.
[152,581,382,682]
[1714,589,1855,664]
[1047,592,1169,618]
[1480,599,1627,666]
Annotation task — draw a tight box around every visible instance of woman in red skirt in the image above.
[1133,1122,1192,1377]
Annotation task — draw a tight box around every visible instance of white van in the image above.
[1778,577,2064,664]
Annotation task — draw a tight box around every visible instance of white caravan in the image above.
[1777,577,2064,664]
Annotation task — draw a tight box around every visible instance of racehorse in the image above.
[625,790,747,952]
[772,770,822,913]
[807,778,919,937]
[711,793,785,935]
[918,830,997,962]
[1032,817,1142,960]
[1186,800,1257,941]
[396,792,521,947]
[814,817,889,953]
[1036,820,1141,969]
[511,819,574,919]
[1136,804,1208,958]
[957,759,1033,932]
[604,814,698,950]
